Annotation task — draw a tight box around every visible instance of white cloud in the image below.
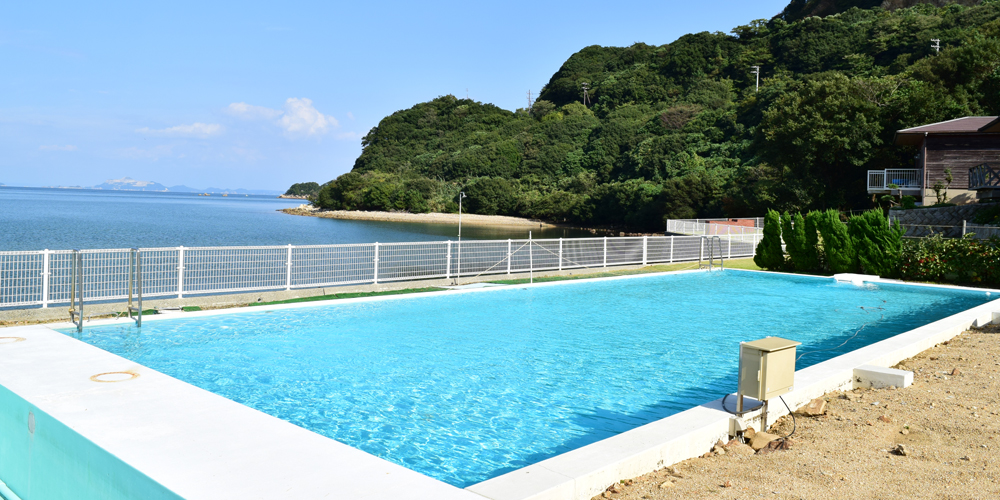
[226,102,283,120]
[39,144,77,151]
[136,123,223,138]
[278,98,337,136]
[227,97,338,137]
[346,111,354,120]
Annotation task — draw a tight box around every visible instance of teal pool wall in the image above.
[0,385,181,500]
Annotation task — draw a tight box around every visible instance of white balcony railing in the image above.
[867,169,921,192]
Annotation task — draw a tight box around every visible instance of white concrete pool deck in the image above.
[2,269,999,500]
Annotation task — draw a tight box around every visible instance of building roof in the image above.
[894,116,1000,146]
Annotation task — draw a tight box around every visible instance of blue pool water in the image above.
[62,271,994,486]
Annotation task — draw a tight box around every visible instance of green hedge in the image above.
[899,235,1000,285]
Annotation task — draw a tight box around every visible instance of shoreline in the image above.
[280,204,559,228]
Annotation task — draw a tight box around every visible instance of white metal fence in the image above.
[666,218,764,237]
[0,235,763,309]
[867,169,921,192]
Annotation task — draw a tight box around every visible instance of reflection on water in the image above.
[0,187,598,250]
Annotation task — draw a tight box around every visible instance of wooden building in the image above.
[891,116,1000,203]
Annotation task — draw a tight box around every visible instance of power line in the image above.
[581,82,590,106]
[931,39,941,54]
[751,65,761,92]
[526,90,534,110]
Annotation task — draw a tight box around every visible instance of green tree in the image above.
[799,211,821,272]
[848,209,904,277]
[817,209,856,273]
[754,209,785,270]
[284,182,320,197]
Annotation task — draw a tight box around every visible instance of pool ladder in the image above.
[67,248,144,332]
[699,236,724,271]
[126,248,144,327]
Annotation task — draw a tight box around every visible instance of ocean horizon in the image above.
[0,186,593,251]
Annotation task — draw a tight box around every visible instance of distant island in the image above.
[52,177,285,196]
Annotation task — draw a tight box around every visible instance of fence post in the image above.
[962,220,967,236]
[177,246,185,299]
[41,249,50,308]
[669,237,674,263]
[558,238,563,271]
[699,237,704,263]
[373,242,380,285]
[728,238,732,259]
[642,236,647,266]
[507,239,512,275]
[603,237,607,268]
[445,241,451,280]
[285,244,293,291]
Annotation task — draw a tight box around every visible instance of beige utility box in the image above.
[739,337,801,401]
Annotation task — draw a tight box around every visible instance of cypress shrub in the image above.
[781,211,804,269]
[799,211,821,272]
[848,209,904,277]
[754,209,785,270]
[817,209,856,273]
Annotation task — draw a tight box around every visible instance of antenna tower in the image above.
[581,82,590,106]
[527,90,534,110]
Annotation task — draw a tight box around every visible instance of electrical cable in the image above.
[777,395,796,440]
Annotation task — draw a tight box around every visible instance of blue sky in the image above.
[1,0,791,191]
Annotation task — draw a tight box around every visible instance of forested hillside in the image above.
[315,0,1000,230]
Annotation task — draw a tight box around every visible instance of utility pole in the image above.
[526,90,534,110]
[931,39,941,54]
[581,82,590,106]
[751,66,761,93]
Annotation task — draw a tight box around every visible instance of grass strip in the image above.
[487,258,761,285]
[248,287,447,307]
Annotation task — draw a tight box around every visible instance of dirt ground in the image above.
[595,323,1000,500]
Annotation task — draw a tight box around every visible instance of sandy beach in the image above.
[593,322,1000,500]
[280,204,558,227]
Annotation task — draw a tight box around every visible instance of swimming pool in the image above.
[59,270,994,487]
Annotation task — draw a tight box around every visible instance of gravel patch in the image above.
[593,323,1000,500]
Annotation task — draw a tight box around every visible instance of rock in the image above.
[750,431,778,451]
[879,415,892,423]
[901,428,910,435]
[658,480,675,489]
[713,445,726,455]
[960,455,971,461]
[606,482,623,494]
[723,481,732,488]
[728,443,756,457]
[797,398,827,416]
[701,452,713,459]
[894,444,911,456]
[757,439,793,455]
[715,439,726,448]
[866,420,875,426]
[726,438,740,447]
[744,426,757,440]
[951,368,961,376]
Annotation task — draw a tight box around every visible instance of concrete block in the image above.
[853,365,913,389]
